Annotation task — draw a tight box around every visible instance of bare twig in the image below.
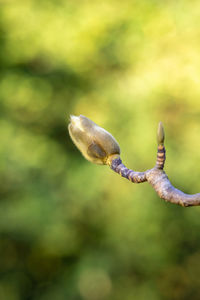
[68,115,200,207]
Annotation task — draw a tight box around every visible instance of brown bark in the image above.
[109,151,200,207]
[146,168,200,207]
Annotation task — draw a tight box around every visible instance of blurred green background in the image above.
[1,0,200,299]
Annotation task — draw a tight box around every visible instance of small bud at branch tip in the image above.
[157,121,165,145]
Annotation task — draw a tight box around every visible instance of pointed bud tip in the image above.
[157,121,165,145]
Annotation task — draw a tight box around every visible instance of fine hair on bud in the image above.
[68,115,120,165]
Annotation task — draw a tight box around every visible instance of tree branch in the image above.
[68,115,200,207]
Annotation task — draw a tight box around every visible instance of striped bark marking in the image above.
[110,158,147,183]
[156,145,166,169]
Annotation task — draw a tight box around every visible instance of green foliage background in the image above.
[1,0,200,299]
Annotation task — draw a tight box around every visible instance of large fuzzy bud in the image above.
[68,115,120,165]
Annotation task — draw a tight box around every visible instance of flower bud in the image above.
[157,121,165,145]
[68,115,120,165]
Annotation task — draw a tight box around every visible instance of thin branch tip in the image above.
[68,115,200,207]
